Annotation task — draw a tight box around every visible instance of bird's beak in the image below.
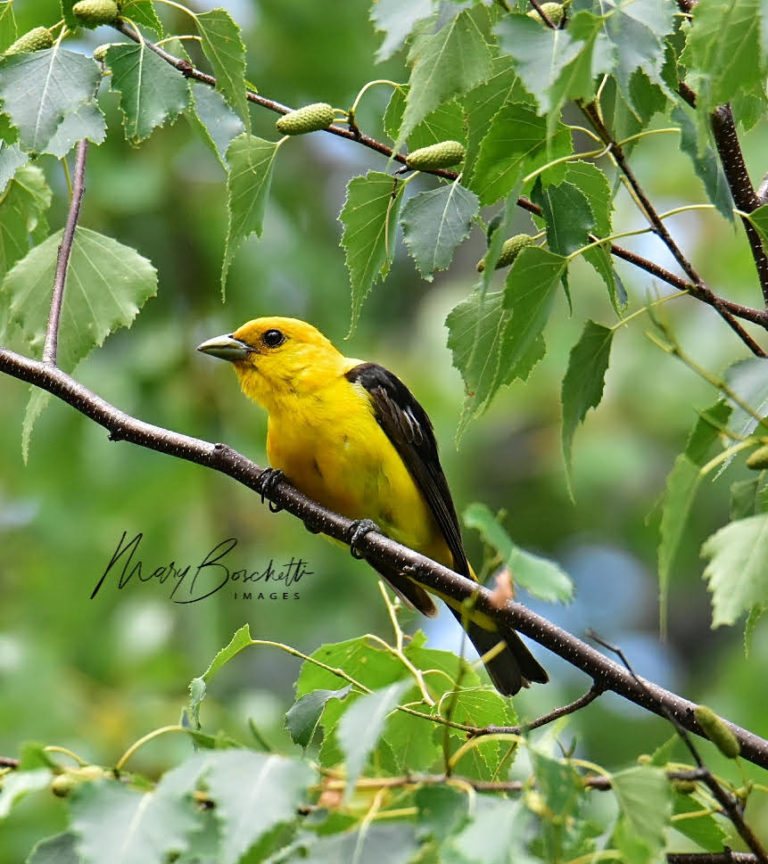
[197,333,252,362]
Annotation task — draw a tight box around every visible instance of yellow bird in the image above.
[198,317,547,695]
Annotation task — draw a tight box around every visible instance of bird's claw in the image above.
[347,518,379,559]
[259,468,285,512]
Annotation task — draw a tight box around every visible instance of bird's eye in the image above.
[262,328,285,348]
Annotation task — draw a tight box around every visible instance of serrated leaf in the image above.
[464,502,573,603]
[533,178,595,256]
[470,102,573,205]
[382,699,441,772]
[27,832,80,864]
[70,777,201,864]
[565,161,613,236]
[447,689,517,781]
[3,226,157,373]
[658,402,731,630]
[561,320,614,487]
[45,100,106,159]
[401,180,478,280]
[300,824,419,863]
[672,790,727,852]
[338,681,409,801]
[222,134,279,292]
[339,171,404,332]
[203,751,311,864]
[748,204,768,250]
[612,766,672,852]
[106,42,189,144]
[400,7,492,142]
[600,0,676,107]
[0,48,104,156]
[201,623,252,684]
[120,0,164,35]
[285,685,352,748]
[384,88,465,151]
[194,8,250,129]
[495,12,608,130]
[0,2,16,53]
[702,512,768,627]
[0,164,51,283]
[370,0,434,63]
[672,103,733,221]
[724,357,768,440]
[681,0,763,120]
[188,81,244,168]
[503,246,564,346]
[0,141,26,193]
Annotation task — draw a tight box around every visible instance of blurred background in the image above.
[2,0,768,856]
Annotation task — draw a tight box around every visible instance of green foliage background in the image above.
[1,0,768,860]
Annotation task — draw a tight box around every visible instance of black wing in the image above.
[346,362,471,578]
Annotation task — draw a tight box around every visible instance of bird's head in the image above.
[197,317,346,411]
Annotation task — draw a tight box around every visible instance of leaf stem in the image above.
[114,724,187,771]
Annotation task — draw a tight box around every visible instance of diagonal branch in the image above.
[42,139,89,366]
[1,346,768,770]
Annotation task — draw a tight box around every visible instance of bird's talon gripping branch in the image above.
[347,518,380,559]
[257,467,285,511]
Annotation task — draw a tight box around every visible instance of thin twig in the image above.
[1,349,768,771]
[472,683,605,737]
[588,631,768,864]
[668,855,757,864]
[710,104,768,306]
[42,139,89,365]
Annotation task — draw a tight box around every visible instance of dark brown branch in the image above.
[710,105,768,306]
[669,856,757,864]
[112,19,768,351]
[580,100,702,285]
[1,348,768,771]
[42,139,89,365]
[528,0,556,28]
[473,683,604,736]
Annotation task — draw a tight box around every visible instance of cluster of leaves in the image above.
[0,623,737,863]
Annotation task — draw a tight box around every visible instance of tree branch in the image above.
[1,347,767,770]
[42,139,89,365]
[111,19,768,351]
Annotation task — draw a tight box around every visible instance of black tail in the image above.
[451,610,548,696]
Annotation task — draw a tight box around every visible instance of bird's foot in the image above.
[258,468,285,512]
[347,518,380,559]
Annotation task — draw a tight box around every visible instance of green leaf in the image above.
[337,681,409,801]
[611,765,672,853]
[0,48,105,156]
[672,103,733,222]
[71,776,201,864]
[339,171,404,333]
[45,101,106,160]
[671,790,727,852]
[561,320,614,486]
[447,689,517,781]
[0,164,51,283]
[188,624,252,726]
[0,142,26,194]
[383,88,466,151]
[600,0,676,106]
[502,246,565,352]
[194,9,250,129]
[470,102,573,205]
[285,685,352,748]
[681,0,764,120]
[533,178,595,256]
[658,402,731,630]
[370,0,434,63]
[400,7,492,143]
[300,824,419,863]
[748,204,768,250]
[495,12,607,130]
[188,81,245,168]
[724,357,768,441]
[27,832,80,864]
[450,796,527,863]
[415,786,469,842]
[222,134,279,292]
[0,1,16,53]
[106,43,189,144]
[381,697,441,772]
[120,0,164,35]
[463,57,528,179]
[405,630,483,695]
[204,751,311,864]
[0,769,50,818]
[401,180,478,280]
[464,502,573,603]
[3,226,157,373]
[532,751,583,822]
[745,603,766,656]
[702,512,768,627]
